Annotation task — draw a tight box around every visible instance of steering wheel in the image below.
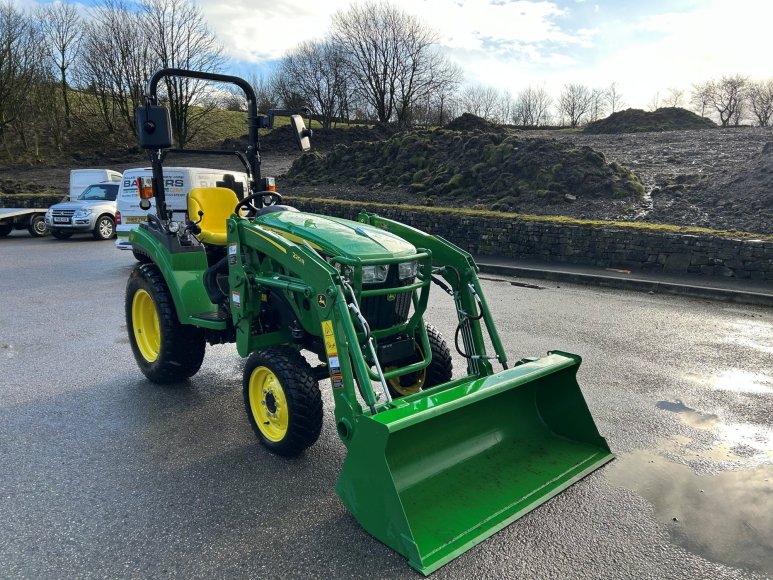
[234,191,283,218]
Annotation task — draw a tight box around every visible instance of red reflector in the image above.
[115,210,122,225]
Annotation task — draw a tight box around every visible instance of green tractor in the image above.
[125,69,613,575]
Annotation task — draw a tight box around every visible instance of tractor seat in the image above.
[187,187,240,245]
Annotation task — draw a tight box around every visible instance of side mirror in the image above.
[290,114,312,152]
[136,105,172,149]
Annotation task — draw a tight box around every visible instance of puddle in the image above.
[656,400,718,429]
[725,320,773,355]
[609,451,773,574]
[657,400,773,459]
[709,369,773,395]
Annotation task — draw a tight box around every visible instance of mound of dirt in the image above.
[222,123,396,155]
[585,107,716,134]
[444,113,499,132]
[286,128,644,211]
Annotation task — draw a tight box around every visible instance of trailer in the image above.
[0,208,49,237]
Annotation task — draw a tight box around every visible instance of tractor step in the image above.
[190,310,230,323]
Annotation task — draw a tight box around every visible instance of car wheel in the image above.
[93,215,115,240]
[0,224,12,237]
[27,215,48,237]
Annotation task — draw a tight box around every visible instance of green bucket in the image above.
[336,352,613,575]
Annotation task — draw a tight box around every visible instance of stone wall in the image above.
[288,198,773,281]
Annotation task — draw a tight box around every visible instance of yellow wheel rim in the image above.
[132,289,160,362]
[386,345,426,396]
[248,366,289,442]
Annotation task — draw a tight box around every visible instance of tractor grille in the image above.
[360,270,414,331]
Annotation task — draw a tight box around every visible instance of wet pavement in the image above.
[1,233,771,578]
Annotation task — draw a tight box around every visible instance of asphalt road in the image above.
[1,231,771,579]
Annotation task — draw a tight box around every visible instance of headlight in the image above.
[398,260,417,280]
[361,264,388,284]
[73,209,92,219]
[167,221,180,233]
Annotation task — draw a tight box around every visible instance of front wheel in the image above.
[387,323,453,398]
[243,347,322,457]
[93,215,115,240]
[125,263,206,383]
[27,215,48,237]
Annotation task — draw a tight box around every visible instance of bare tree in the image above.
[558,83,593,128]
[748,79,773,127]
[606,82,624,113]
[648,91,660,111]
[76,0,154,136]
[690,82,711,118]
[664,87,684,108]
[0,2,45,159]
[695,75,749,126]
[275,40,348,128]
[248,72,279,113]
[38,3,81,129]
[513,85,552,126]
[331,1,458,127]
[588,87,607,122]
[142,0,225,147]
[460,84,500,120]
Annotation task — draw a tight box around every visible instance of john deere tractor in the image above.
[125,69,613,575]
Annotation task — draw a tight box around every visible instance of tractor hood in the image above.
[254,210,417,260]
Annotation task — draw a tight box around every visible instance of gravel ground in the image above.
[1,235,771,578]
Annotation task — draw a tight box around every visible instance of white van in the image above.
[114,166,249,251]
[70,169,121,200]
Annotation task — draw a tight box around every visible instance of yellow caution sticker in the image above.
[321,320,343,389]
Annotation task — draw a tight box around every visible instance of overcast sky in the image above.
[19,0,773,109]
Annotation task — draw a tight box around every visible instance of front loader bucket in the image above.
[336,352,613,575]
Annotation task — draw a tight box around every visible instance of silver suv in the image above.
[45,182,119,240]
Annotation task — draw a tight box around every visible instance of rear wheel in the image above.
[243,347,322,456]
[50,230,72,240]
[28,215,48,237]
[386,323,453,398]
[0,224,12,237]
[126,263,206,383]
[132,248,151,263]
[93,215,115,240]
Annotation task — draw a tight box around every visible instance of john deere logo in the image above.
[317,294,327,308]
[387,294,396,302]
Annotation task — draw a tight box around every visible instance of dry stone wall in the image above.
[289,199,773,281]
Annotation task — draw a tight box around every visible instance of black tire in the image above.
[93,215,115,240]
[387,323,453,398]
[27,214,48,237]
[50,230,72,240]
[0,223,12,237]
[132,248,151,263]
[243,346,322,457]
[125,263,206,384]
